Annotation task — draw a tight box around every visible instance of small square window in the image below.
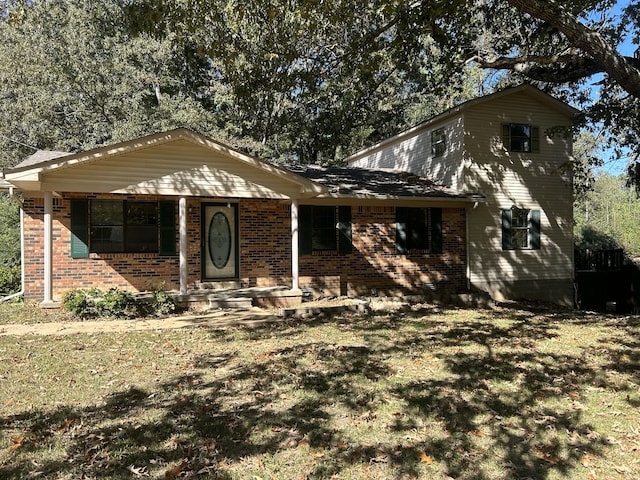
[502,123,540,153]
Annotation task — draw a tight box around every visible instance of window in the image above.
[396,207,442,254]
[502,123,539,152]
[501,207,540,250]
[299,205,352,255]
[90,200,157,253]
[431,127,446,157]
[70,199,176,257]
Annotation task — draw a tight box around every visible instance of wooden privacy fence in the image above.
[574,249,639,313]
[575,248,624,272]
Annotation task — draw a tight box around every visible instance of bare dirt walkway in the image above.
[0,307,281,337]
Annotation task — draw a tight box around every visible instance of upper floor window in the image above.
[431,127,446,157]
[502,123,540,153]
[501,207,540,250]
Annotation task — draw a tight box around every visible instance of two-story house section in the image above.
[347,85,579,306]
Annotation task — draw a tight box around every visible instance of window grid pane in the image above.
[89,200,159,253]
[510,124,531,152]
[312,206,337,251]
[510,208,530,249]
[431,128,446,157]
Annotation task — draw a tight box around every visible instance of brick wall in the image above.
[299,206,467,296]
[22,195,466,302]
[238,200,292,287]
[23,194,181,302]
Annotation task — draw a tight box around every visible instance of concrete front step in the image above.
[175,286,303,310]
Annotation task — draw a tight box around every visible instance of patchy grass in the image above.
[0,302,70,326]
[0,304,639,479]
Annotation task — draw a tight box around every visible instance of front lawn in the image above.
[1,304,638,479]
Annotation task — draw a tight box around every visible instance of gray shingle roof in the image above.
[284,164,484,200]
[11,150,71,170]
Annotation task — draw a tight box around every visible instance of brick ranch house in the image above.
[0,129,482,307]
[1,85,577,307]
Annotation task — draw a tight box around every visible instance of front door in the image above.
[202,203,238,280]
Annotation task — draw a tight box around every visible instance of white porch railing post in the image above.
[179,197,188,295]
[42,191,53,305]
[291,200,299,290]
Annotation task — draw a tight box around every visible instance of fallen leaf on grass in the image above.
[417,452,433,464]
[9,436,24,451]
[165,461,189,479]
[580,453,597,467]
[55,419,75,433]
[536,452,559,465]
[127,464,149,477]
[468,429,485,437]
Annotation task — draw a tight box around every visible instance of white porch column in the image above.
[179,197,188,295]
[291,199,299,290]
[42,191,54,305]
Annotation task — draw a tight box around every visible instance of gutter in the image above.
[0,186,25,303]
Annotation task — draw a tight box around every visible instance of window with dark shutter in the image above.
[501,207,541,250]
[70,199,89,258]
[299,205,353,255]
[502,123,540,153]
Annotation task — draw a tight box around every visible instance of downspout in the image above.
[0,187,25,303]
[466,204,471,291]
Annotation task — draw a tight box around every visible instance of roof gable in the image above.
[346,84,580,164]
[4,129,326,199]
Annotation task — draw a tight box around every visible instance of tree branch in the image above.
[506,0,640,97]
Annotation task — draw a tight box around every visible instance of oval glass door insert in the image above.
[208,212,231,269]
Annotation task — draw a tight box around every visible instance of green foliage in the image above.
[1,0,638,187]
[98,288,138,318]
[0,193,20,268]
[574,173,640,257]
[149,289,177,316]
[62,287,177,319]
[0,266,21,296]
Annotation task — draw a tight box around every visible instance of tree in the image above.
[575,173,640,256]
[2,0,637,177]
[0,0,227,168]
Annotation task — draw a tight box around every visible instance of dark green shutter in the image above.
[299,205,313,255]
[502,124,511,150]
[396,207,408,254]
[70,199,89,258]
[530,209,541,249]
[431,208,443,254]
[501,209,512,250]
[159,201,176,256]
[337,206,352,254]
[531,126,540,152]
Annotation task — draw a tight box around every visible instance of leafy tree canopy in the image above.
[0,0,638,188]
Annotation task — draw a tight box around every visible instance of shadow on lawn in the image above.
[1,304,637,479]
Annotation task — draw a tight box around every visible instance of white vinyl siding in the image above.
[39,140,302,198]
[461,91,573,289]
[349,117,465,189]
